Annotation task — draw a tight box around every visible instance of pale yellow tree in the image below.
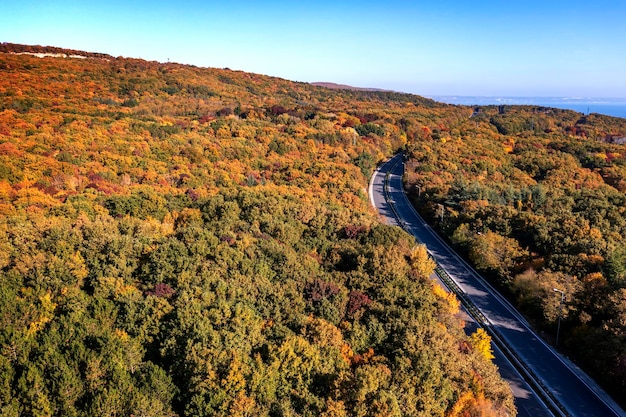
[409,244,436,278]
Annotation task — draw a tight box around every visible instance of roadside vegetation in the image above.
[403,104,626,403]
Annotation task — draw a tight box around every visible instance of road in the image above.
[370,154,626,417]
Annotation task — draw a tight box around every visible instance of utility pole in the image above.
[553,288,565,347]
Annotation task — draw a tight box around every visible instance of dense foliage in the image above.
[0,45,514,416]
[404,104,626,402]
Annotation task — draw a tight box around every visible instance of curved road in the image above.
[370,154,626,417]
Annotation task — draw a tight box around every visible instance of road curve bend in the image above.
[370,154,626,417]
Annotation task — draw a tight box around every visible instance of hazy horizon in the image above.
[6,46,626,116]
[428,95,626,118]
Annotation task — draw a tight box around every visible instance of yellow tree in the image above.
[470,328,495,361]
[409,244,436,279]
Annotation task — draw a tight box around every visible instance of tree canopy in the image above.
[0,45,514,417]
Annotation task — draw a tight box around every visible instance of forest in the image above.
[403,104,626,403]
[0,44,514,416]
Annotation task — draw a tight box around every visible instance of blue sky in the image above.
[2,0,626,97]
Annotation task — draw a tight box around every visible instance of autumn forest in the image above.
[0,43,625,416]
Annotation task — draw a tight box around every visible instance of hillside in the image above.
[0,45,515,416]
[309,82,389,92]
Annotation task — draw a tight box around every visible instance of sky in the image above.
[2,0,626,98]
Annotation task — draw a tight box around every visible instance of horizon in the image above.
[8,46,626,104]
[429,95,626,100]
[6,44,626,114]
[428,94,626,118]
[3,0,626,99]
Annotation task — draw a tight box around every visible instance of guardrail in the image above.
[381,156,569,417]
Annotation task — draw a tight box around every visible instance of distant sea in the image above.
[428,96,626,119]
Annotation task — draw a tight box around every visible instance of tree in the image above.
[470,328,495,361]
[409,244,436,278]
[468,231,527,284]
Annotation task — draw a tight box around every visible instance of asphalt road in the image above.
[370,154,626,417]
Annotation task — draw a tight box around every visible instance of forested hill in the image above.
[0,45,516,416]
